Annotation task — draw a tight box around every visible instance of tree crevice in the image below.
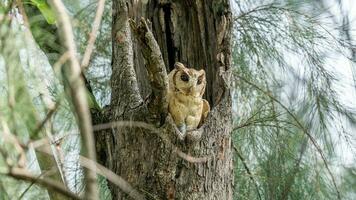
[162,4,176,71]
[95,0,234,199]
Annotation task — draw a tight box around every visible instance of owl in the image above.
[168,62,210,136]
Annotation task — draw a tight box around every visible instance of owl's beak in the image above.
[188,86,194,94]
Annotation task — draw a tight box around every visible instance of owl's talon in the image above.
[167,62,210,140]
[176,124,186,140]
[178,124,186,134]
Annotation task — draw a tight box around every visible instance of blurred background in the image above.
[0,0,355,199]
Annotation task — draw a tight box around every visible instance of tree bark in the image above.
[95,0,233,199]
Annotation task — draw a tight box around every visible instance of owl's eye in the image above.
[180,73,189,82]
[197,78,202,85]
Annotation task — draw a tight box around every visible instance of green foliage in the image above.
[98,175,112,200]
[340,167,356,197]
[0,16,51,200]
[232,0,356,199]
[0,2,91,197]
[0,14,38,141]
[0,0,355,199]
[87,88,102,110]
[24,3,62,64]
[29,0,56,24]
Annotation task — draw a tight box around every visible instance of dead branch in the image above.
[0,119,27,167]
[48,0,98,199]
[129,18,169,119]
[79,157,145,200]
[3,168,81,200]
[18,167,59,200]
[31,140,145,200]
[15,0,30,29]
[81,0,106,68]
[32,101,61,137]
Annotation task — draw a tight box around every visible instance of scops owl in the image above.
[168,62,210,136]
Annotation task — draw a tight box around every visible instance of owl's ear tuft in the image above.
[198,69,206,76]
[174,62,186,70]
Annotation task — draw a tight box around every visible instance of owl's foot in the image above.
[176,124,187,140]
[186,129,203,142]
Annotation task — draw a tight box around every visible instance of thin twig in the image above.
[18,168,56,200]
[81,0,106,68]
[3,168,81,200]
[48,0,98,199]
[280,138,308,200]
[15,0,30,29]
[32,101,61,137]
[79,157,145,200]
[53,52,70,74]
[32,142,145,200]
[236,74,341,199]
[233,146,262,200]
[0,119,26,167]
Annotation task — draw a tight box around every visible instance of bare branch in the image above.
[32,101,61,137]
[79,157,145,200]
[32,141,145,200]
[81,0,106,69]
[48,0,98,199]
[18,168,57,200]
[129,18,169,119]
[0,120,26,168]
[15,0,30,29]
[3,168,81,200]
[53,52,70,74]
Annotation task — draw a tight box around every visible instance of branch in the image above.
[32,141,145,200]
[48,0,98,199]
[81,0,106,69]
[0,120,27,167]
[79,157,145,200]
[280,139,308,200]
[3,168,81,200]
[110,0,141,112]
[233,146,262,200]
[18,168,55,200]
[32,101,61,137]
[15,0,30,30]
[129,18,169,120]
[93,121,209,163]
[236,75,341,199]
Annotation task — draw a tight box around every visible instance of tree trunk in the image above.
[95,0,233,199]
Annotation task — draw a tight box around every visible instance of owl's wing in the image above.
[168,69,177,91]
[167,69,177,103]
[199,99,210,127]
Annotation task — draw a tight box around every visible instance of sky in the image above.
[0,0,355,198]
[324,0,356,167]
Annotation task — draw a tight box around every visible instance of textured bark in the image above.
[95,0,233,199]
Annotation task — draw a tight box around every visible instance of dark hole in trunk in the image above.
[162,4,176,71]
